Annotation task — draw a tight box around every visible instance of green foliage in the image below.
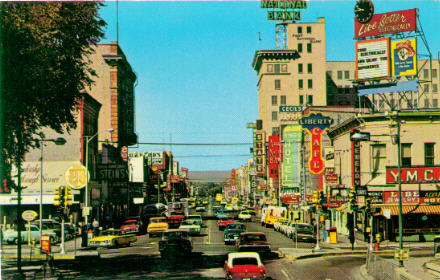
[1,2,106,165]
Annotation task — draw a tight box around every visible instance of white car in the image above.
[179,220,201,235]
[285,222,300,238]
[279,221,291,235]
[274,219,288,232]
[238,211,252,222]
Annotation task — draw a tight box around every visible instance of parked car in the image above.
[224,223,246,245]
[291,223,316,242]
[285,222,299,238]
[224,252,266,280]
[120,219,141,235]
[179,220,201,235]
[3,224,58,244]
[147,217,169,237]
[279,220,291,235]
[217,218,236,231]
[158,229,192,259]
[238,211,252,222]
[89,229,136,248]
[274,218,288,232]
[31,220,69,242]
[236,232,271,257]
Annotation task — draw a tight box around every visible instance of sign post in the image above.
[22,210,38,246]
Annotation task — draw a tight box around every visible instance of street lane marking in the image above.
[281,268,290,279]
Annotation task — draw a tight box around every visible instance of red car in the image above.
[120,219,141,234]
[217,218,236,231]
[224,252,266,279]
[168,211,185,229]
[236,232,271,257]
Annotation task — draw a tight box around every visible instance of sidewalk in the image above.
[278,233,437,280]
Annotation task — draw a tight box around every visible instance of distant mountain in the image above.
[188,171,230,183]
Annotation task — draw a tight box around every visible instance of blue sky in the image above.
[98,0,440,171]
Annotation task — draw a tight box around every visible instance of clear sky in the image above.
[98,0,440,171]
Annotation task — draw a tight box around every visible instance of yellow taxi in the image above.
[89,229,137,248]
[147,217,169,237]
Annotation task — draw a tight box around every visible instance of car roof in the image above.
[240,232,265,236]
[150,217,166,220]
[228,252,262,265]
[123,220,137,223]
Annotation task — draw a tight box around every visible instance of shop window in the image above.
[401,143,412,167]
[371,144,386,178]
[425,143,435,166]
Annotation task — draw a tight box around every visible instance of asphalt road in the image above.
[2,209,367,279]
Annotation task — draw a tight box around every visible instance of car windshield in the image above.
[243,234,266,242]
[101,230,121,236]
[165,231,188,239]
[226,224,245,230]
[150,218,166,223]
[297,225,313,232]
[232,257,258,266]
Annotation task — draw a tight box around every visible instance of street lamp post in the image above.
[38,137,66,244]
[395,117,404,267]
[84,129,113,225]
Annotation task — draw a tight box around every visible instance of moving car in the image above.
[167,211,185,229]
[223,223,246,245]
[3,224,58,244]
[263,206,287,228]
[179,219,201,235]
[120,219,141,234]
[236,232,271,256]
[89,229,136,248]
[147,217,169,237]
[195,206,206,212]
[291,223,316,242]
[158,229,192,259]
[218,218,236,231]
[238,211,252,222]
[224,252,266,280]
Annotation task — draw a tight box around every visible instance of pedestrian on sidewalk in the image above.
[92,218,99,236]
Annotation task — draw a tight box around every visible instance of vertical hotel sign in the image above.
[254,130,265,177]
[282,125,302,186]
[268,136,281,179]
[299,113,334,174]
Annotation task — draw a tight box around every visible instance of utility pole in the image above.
[396,116,404,267]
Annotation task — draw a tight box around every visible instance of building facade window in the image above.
[401,143,412,167]
[307,95,313,105]
[307,43,312,53]
[298,64,303,74]
[298,79,303,89]
[308,79,313,89]
[280,95,286,105]
[299,95,304,105]
[272,111,278,121]
[297,26,302,34]
[425,143,435,166]
[433,84,438,93]
[326,71,332,78]
[281,64,288,72]
[274,64,281,73]
[371,144,386,178]
[272,95,277,105]
[298,43,303,53]
[344,70,350,79]
[306,26,311,33]
[424,99,430,108]
[337,71,342,80]
[307,63,312,74]
[434,99,438,107]
[424,84,430,92]
[275,79,281,90]
[267,64,273,72]
[433,69,438,78]
[424,69,429,78]
[272,127,279,135]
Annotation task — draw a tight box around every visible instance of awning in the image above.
[374,204,440,216]
[358,80,419,96]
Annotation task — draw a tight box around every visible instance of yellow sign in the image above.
[394,249,409,261]
[65,164,89,189]
[216,193,223,202]
[391,39,417,77]
[22,210,38,221]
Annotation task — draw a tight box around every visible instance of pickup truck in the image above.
[236,232,271,257]
[158,229,192,259]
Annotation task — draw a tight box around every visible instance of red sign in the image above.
[231,169,236,186]
[170,175,180,183]
[352,139,361,187]
[325,174,339,183]
[383,191,419,204]
[280,194,301,204]
[268,136,281,179]
[309,127,324,174]
[354,9,417,39]
[386,167,440,184]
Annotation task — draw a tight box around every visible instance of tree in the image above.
[1,1,106,166]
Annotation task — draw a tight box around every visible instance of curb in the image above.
[2,254,76,260]
[359,264,375,280]
[284,251,367,261]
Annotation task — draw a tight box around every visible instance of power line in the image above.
[135,142,252,146]
[175,154,250,158]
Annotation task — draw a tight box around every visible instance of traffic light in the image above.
[64,187,73,208]
[312,190,318,204]
[365,197,372,213]
[54,186,65,207]
[317,190,324,206]
[349,186,357,210]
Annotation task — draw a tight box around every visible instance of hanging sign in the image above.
[299,113,334,174]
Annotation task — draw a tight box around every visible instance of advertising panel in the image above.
[281,125,302,187]
[391,39,417,77]
[354,9,417,39]
[254,130,265,177]
[279,106,303,122]
[299,113,334,175]
[356,38,390,80]
[268,136,281,179]
[386,166,440,184]
[128,157,144,183]
[128,151,165,169]
[260,0,308,21]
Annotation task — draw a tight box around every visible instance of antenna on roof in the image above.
[258,32,262,42]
